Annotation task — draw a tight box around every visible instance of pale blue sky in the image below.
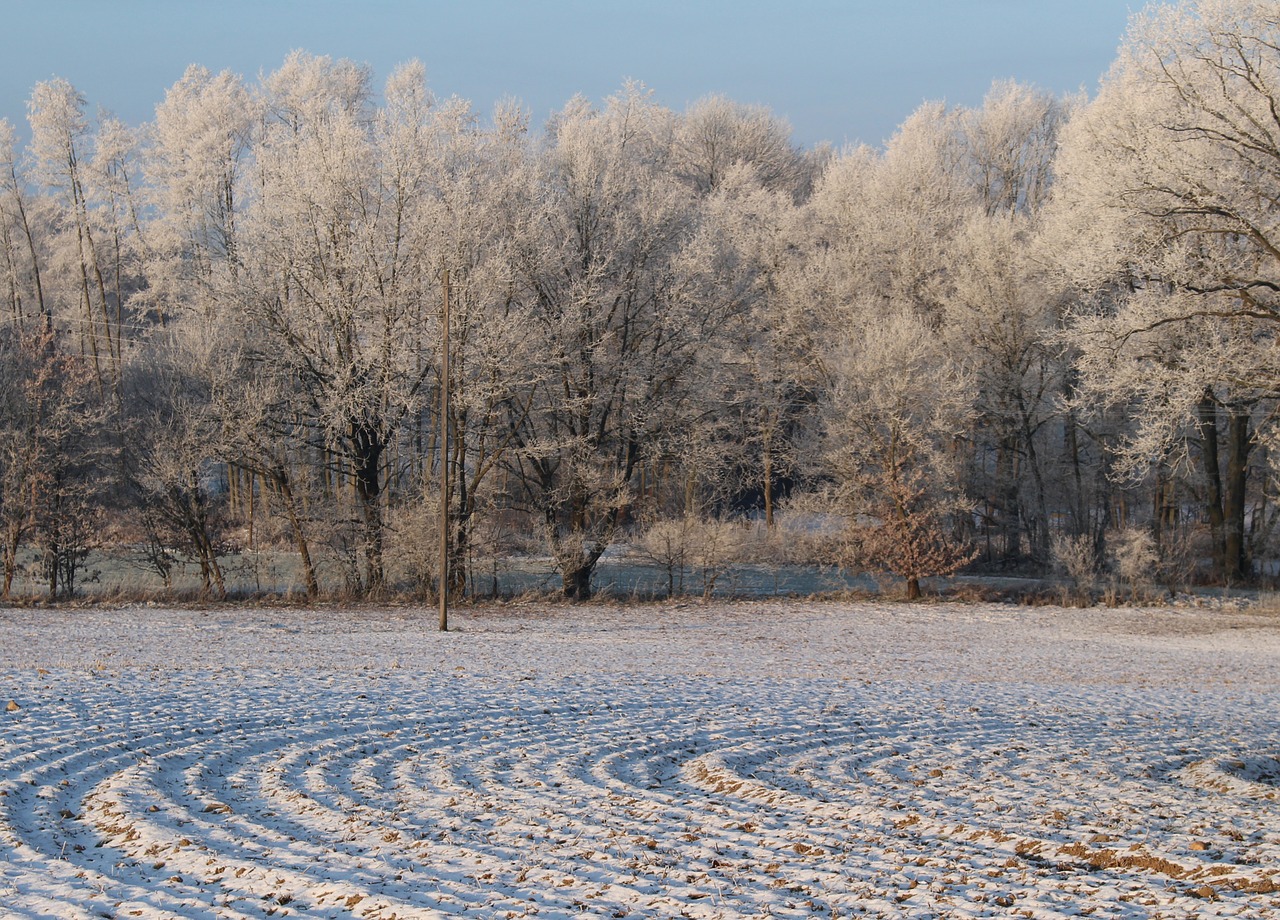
[0,1,1138,149]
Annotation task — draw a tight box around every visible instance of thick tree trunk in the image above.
[905,576,921,601]
[351,421,385,592]
[562,562,594,600]
[554,522,607,601]
[1224,410,1251,582]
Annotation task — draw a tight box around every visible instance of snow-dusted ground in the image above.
[0,600,1277,919]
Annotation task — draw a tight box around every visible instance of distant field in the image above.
[1,601,1277,918]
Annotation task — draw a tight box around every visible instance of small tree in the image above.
[634,517,693,599]
[0,328,45,596]
[1109,526,1159,601]
[821,309,976,600]
[844,468,976,600]
[1052,532,1097,607]
[25,339,112,599]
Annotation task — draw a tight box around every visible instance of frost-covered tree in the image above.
[1050,0,1280,579]
[943,84,1074,565]
[822,310,976,600]
[144,64,255,321]
[0,119,49,330]
[959,80,1070,218]
[795,86,1080,578]
[673,94,815,199]
[682,164,814,527]
[231,54,443,593]
[500,85,708,598]
[804,104,972,323]
[27,79,124,389]
[395,95,537,602]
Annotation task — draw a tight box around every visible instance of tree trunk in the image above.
[351,421,385,592]
[274,471,318,597]
[1020,411,1051,566]
[1224,409,1251,582]
[562,562,594,600]
[1,529,16,598]
[1065,410,1086,536]
[46,541,58,599]
[1197,391,1227,577]
[905,576,921,601]
[763,446,774,530]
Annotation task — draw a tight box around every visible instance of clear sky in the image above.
[0,0,1138,150]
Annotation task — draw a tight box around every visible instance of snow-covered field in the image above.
[0,600,1277,919]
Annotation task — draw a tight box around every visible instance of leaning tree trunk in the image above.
[272,469,318,598]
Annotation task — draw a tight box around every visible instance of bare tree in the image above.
[26,338,113,598]
[123,319,230,597]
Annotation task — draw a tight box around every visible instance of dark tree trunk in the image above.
[351,421,385,592]
[562,563,594,600]
[763,445,774,530]
[1065,408,1087,536]
[176,470,225,599]
[1021,412,1051,566]
[1198,391,1227,576]
[1224,410,1251,581]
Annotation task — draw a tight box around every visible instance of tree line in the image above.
[2,0,1278,601]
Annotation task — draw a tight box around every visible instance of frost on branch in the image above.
[821,309,976,601]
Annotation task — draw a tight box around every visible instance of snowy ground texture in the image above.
[1,600,1278,919]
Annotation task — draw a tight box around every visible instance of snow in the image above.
[1,599,1277,918]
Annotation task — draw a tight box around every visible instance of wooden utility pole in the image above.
[439,269,451,632]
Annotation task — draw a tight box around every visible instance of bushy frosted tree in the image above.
[500,85,706,598]
[822,310,976,600]
[27,79,140,391]
[230,54,446,593]
[1051,0,1280,580]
